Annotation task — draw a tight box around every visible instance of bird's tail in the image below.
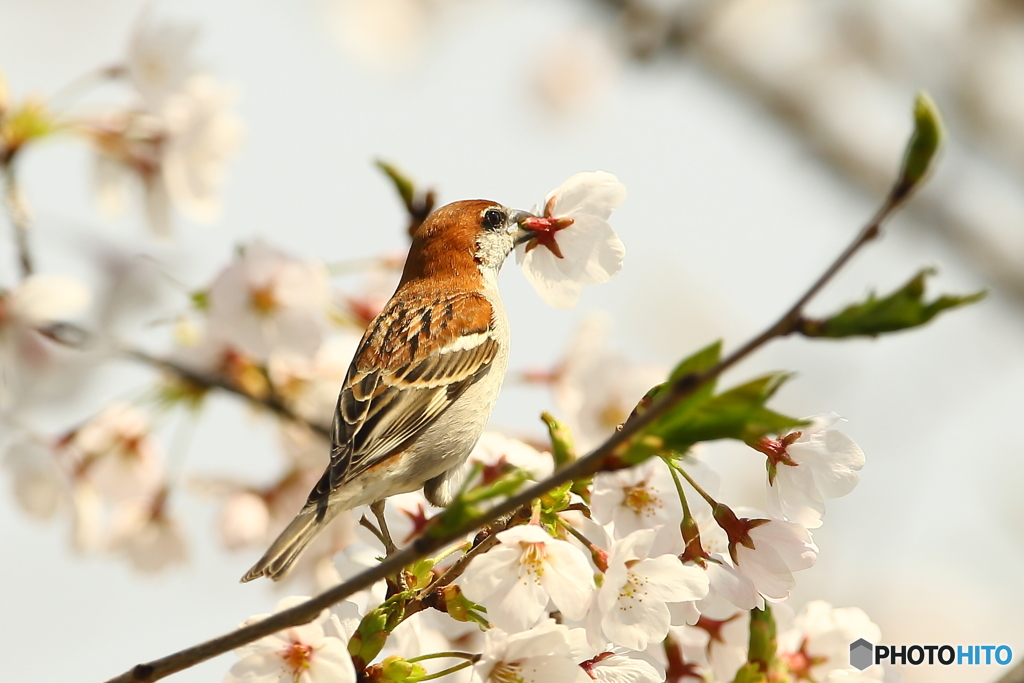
[240,507,325,583]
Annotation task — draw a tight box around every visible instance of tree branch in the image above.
[120,347,331,440]
[101,174,910,683]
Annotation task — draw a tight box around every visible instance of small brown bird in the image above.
[242,200,534,581]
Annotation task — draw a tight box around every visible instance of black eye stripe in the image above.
[482,208,505,231]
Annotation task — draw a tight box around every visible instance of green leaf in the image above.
[895,91,944,197]
[640,373,805,456]
[669,339,722,382]
[541,411,576,469]
[802,268,986,338]
[376,159,416,210]
[634,340,723,426]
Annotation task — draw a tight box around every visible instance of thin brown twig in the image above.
[121,347,332,440]
[2,161,34,278]
[101,172,910,683]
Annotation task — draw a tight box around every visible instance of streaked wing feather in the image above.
[307,290,499,507]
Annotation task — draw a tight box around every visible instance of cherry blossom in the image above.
[125,9,200,109]
[777,601,883,682]
[591,457,681,540]
[759,413,865,529]
[516,171,627,309]
[225,596,356,683]
[3,432,64,520]
[473,620,590,683]
[65,402,164,503]
[545,314,666,451]
[468,431,554,483]
[0,275,90,401]
[108,490,188,573]
[671,610,750,683]
[268,334,361,425]
[460,524,595,632]
[580,653,662,683]
[566,628,665,683]
[160,74,242,223]
[731,518,818,602]
[219,491,271,550]
[207,240,332,360]
[589,528,709,651]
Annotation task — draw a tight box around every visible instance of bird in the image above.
[242,199,535,582]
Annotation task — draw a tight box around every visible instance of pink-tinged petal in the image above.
[517,243,584,309]
[307,639,356,683]
[733,542,795,601]
[702,558,761,611]
[223,651,284,683]
[802,430,864,498]
[588,654,663,683]
[551,217,626,285]
[634,556,709,603]
[608,527,658,565]
[503,620,575,661]
[548,171,627,221]
[600,594,670,651]
[538,541,595,620]
[749,521,817,572]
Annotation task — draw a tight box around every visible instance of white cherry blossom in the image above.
[3,433,64,520]
[590,528,709,651]
[777,601,883,682]
[219,491,271,549]
[460,524,595,632]
[546,314,666,451]
[591,457,681,540]
[581,653,663,683]
[516,171,626,309]
[732,519,818,602]
[762,413,865,529]
[208,240,332,360]
[469,431,554,483]
[0,275,90,402]
[66,403,164,503]
[160,74,242,223]
[473,620,590,683]
[126,9,200,109]
[225,596,356,683]
[108,492,188,573]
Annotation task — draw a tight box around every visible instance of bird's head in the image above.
[399,200,536,286]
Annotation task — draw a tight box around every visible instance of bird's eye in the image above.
[482,208,505,231]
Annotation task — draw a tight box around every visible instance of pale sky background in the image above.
[1,1,1022,682]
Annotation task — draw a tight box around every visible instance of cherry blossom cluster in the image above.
[222,408,877,683]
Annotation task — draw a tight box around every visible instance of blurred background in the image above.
[1,1,1022,681]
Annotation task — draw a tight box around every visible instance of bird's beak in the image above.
[511,209,537,246]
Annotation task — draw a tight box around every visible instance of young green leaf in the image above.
[375,159,417,210]
[895,91,945,198]
[801,268,986,339]
[633,373,804,459]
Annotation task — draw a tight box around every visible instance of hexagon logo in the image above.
[850,638,874,671]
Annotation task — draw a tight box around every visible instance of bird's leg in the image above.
[370,499,399,557]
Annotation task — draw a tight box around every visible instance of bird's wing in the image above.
[308,290,499,506]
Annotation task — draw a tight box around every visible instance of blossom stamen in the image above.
[280,641,314,676]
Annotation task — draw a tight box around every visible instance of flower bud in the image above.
[380,655,427,683]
